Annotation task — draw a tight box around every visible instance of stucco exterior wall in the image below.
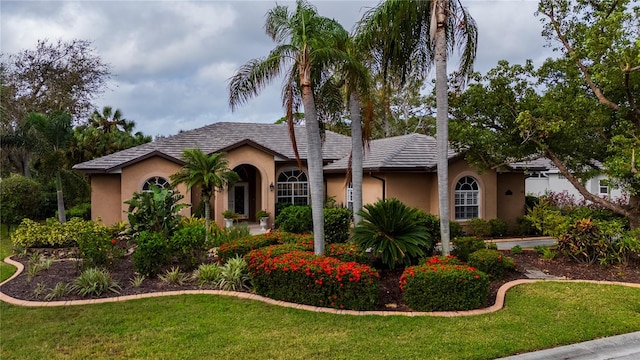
[216,146,276,227]
[120,157,188,223]
[497,172,526,229]
[382,172,432,210]
[90,174,122,225]
[448,159,498,222]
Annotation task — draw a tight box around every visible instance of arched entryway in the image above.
[230,164,263,221]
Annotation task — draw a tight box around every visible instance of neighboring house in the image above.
[524,158,626,203]
[73,122,532,230]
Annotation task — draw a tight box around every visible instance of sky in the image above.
[1,0,556,137]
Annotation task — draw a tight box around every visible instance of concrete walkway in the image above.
[496,331,640,360]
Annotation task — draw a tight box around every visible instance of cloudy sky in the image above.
[1,0,555,137]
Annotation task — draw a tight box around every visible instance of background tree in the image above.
[0,174,42,229]
[229,0,349,255]
[450,0,639,228]
[0,39,110,177]
[357,0,478,254]
[170,149,240,243]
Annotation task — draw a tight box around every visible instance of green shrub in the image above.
[450,221,464,239]
[217,256,251,291]
[11,217,106,249]
[612,229,640,265]
[514,216,540,236]
[467,249,515,280]
[510,245,523,254]
[415,211,464,241]
[76,225,123,269]
[133,231,171,277]
[524,201,570,237]
[400,262,489,311]
[124,185,189,238]
[170,224,207,270]
[159,267,190,285]
[0,174,42,226]
[192,263,222,286]
[557,218,631,265]
[246,249,379,310]
[218,232,312,262]
[451,236,486,262]
[65,203,91,220]
[274,205,313,233]
[351,198,430,269]
[466,218,492,238]
[70,267,121,297]
[420,255,463,266]
[323,207,351,243]
[534,245,557,259]
[489,218,509,237]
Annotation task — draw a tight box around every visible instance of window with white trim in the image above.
[454,176,479,220]
[599,179,608,195]
[142,176,169,192]
[346,182,353,210]
[276,169,308,205]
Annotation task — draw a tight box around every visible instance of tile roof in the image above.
[73,122,352,173]
[323,133,459,172]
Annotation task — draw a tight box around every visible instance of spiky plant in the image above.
[70,268,121,297]
[351,198,430,269]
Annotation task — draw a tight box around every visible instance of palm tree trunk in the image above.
[204,193,211,244]
[350,92,364,225]
[435,0,451,255]
[56,172,67,223]
[301,84,325,255]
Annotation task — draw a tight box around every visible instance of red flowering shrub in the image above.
[246,249,379,310]
[400,263,489,311]
[218,232,312,262]
[467,249,515,279]
[421,255,463,266]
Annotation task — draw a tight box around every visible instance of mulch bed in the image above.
[2,249,639,311]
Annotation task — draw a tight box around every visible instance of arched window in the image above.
[276,169,308,205]
[142,176,169,192]
[454,176,479,220]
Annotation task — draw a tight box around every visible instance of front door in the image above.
[229,182,249,219]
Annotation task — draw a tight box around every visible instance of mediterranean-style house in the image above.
[73,122,536,230]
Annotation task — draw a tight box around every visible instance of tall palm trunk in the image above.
[350,92,364,225]
[302,90,325,255]
[435,0,451,255]
[203,193,211,244]
[56,172,67,223]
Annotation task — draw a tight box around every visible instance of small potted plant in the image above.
[222,209,238,228]
[256,210,270,230]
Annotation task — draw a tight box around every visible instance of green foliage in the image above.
[466,218,492,238]
[467,249,515,280]
[124,185,189,238]
[451,236,487,262]
[524,201,570,237]
[133,231,171,277]
[246,249,379,311]
[515,216,540,236]
[557,218,634,265]
[70,267,121,297]
[76,225,123,269]
[192,263,222,287]
[510,245,523,254]
[489,218,509,237]
[11,217,105,249]
[256,210,270,219]
[323,207,351,243]
[217,256,251,291]
[0,174,42,225]
[65,203,91,220]
[44,282,70,301]
[129,274,146,288]
[159,267,190,285]
[350,198,430,269]
[170,224,207,271]
[274,205,312,233]
[400,262,489,311]
[218,232,311,262]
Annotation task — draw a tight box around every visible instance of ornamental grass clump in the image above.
[467,249,516,280]
[400,259,489,312]
[70,268,121,297]
[246,249,379,311]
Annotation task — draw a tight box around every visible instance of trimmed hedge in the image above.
[274,206,352,243]
[133,231,172,277]
[400,261,489,311]
[467,249,515,280]
[246,249,379,310]
[12,217,104,248]
[218,232,312,262]
[170,225,208,270]
[451,236,487,262]
[323,207,352,243]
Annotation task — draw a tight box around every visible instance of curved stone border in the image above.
[2,256,639,316]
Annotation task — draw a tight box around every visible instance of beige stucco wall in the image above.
[90,174,122,225]
[120,157,188,223]
[497,172,526,230]
[216,146,277,227]
[448,159,498,222]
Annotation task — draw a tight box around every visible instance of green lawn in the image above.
[1,282,639,359]
[0,224,16,282]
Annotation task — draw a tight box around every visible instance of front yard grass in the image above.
[1,282,639,359]
[0,224,15,282]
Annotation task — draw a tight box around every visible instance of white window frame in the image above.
[346,182,353,210]
[276,169,309,205]
[454,176,480,220]
[599,179,609,195]
[142,176,169,192]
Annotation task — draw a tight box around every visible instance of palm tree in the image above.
[358,0,478,254]
[228,0,349,255]
[26,111,74,223]
[170,149,240,243]
[89,106,134,134]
